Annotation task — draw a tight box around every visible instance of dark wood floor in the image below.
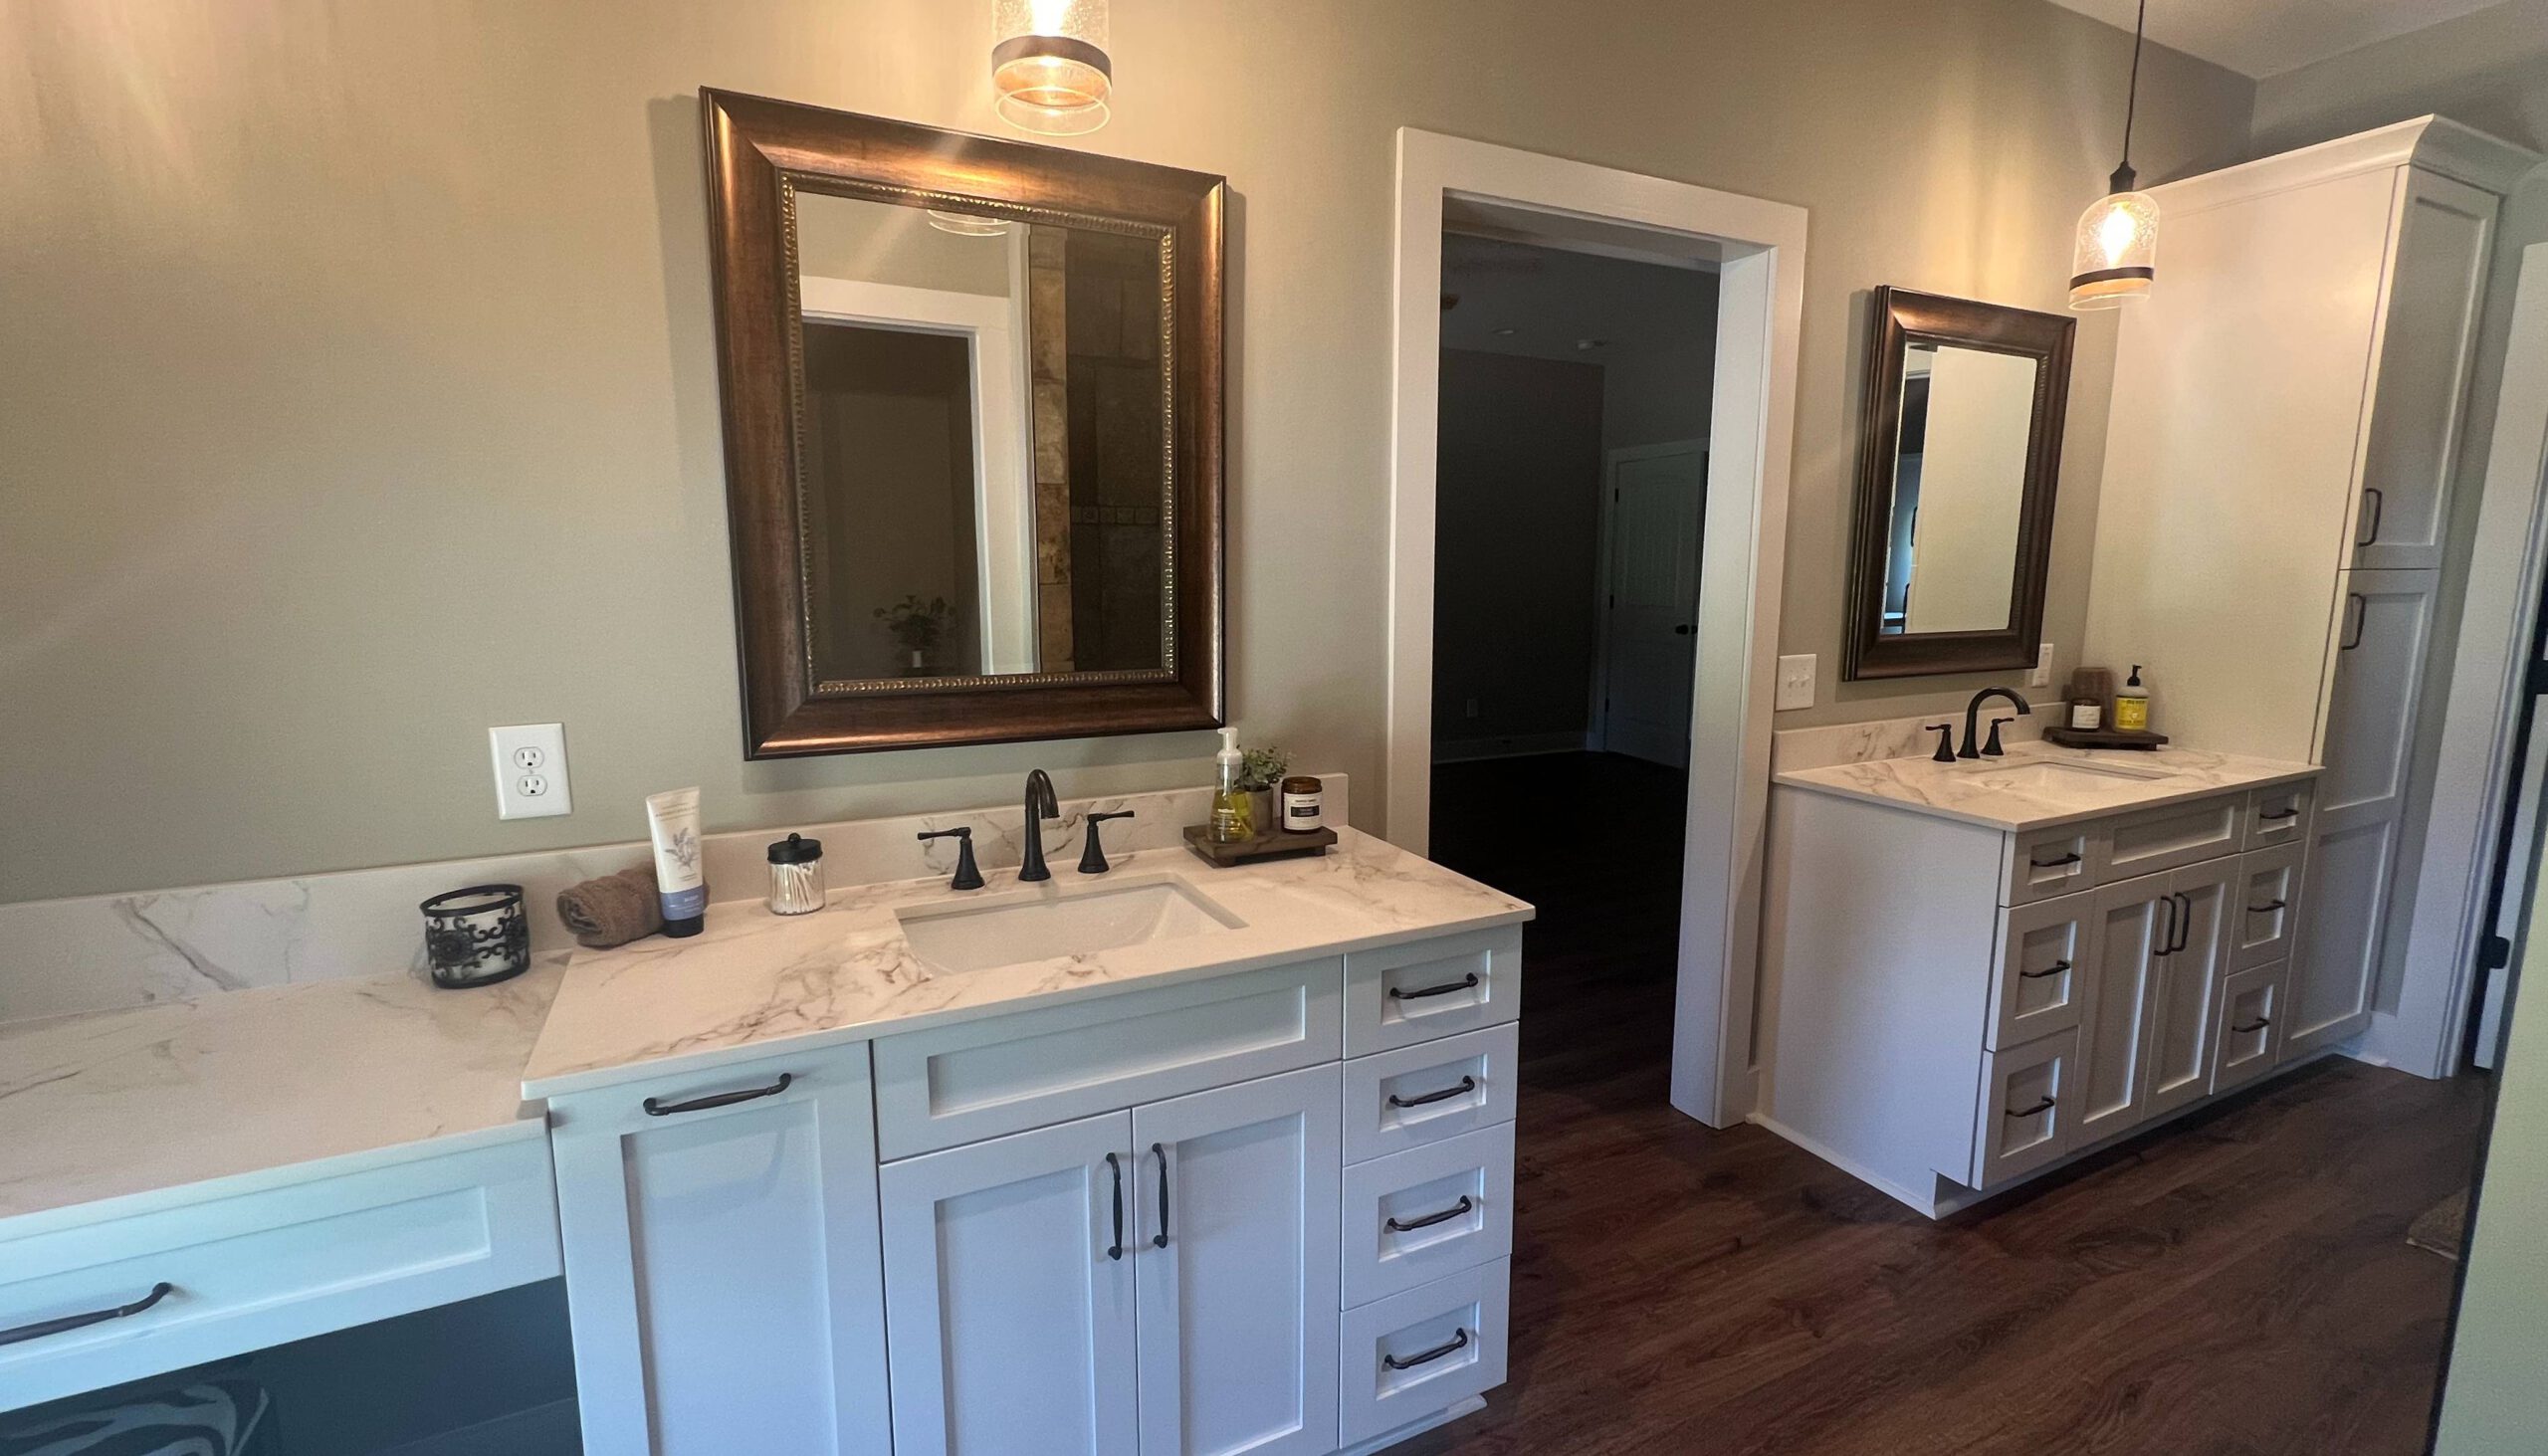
[1422,752,2487,1456]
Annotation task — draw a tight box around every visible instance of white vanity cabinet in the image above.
[1765,774,2319,1217]
[549,1043,893,1456]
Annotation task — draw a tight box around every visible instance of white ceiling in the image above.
[2043,0,2511,78]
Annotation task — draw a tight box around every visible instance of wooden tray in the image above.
[1181,824,1337,867]
[2043,726,2171,751]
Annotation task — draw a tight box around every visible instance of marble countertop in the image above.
[0,962,561,1232]
[1773,740,2320,831]
[521,827,1535,1099]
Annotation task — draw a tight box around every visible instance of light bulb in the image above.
[2070,189,2159,311]
[991,0,1112,135]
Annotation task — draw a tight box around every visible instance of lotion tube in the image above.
[645,787,708,937]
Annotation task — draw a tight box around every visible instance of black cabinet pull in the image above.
[643,1073,792,1118]
[1382,1328,1471,1371]
[2342,593,2367,651]
[2232,1017,2273,1035]
[2018,959,2071,981]
[1104,1152,1124,1261]
[2005,1095,2056,1120]
[2247,899,2287,916]
[2029,851,2083,870]
[2154,894,2178,957]
[2166,892,2195,954]
[2258,806,2300,822]
[1151,1143,1169,1250]
[1386,1195,1476,1234]
[1388,1076,1478,1110]
[0,1283,175,1348]
[1389,972,1480,1002]
[2357,487,2385,547]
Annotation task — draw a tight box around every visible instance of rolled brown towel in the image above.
[556,866,664,948]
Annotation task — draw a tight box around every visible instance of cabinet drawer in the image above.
[2243,781,2315,851]
[1338,1258,1511,1448]
[2003,823,2099,906]
[1341,1124,1515,1309]
[2103,794,2245,881]
[2231,843,2305,971]
[1,1138,559,1411]
[1343,1023,1520,1165]
[1970,1028,2078,1189]
[1989,893,2094,1050]
[874,958,1344,1159]
[2212,961,2289,1095]
[1345,930,1522,1058]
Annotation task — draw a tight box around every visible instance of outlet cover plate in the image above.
[491,724,572,820]
[1775,655,1815,712]
[2028,642,2054,689]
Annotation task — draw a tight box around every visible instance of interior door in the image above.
[1131,1066,1342,1456]
[880,1112,1139,1456]
[2144,861,2236,1119]
[2079,873,2170,1142]
[2291,569,2436,1053]
[1598,443,1707,766]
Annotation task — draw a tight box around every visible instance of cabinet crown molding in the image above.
[2154,115,2541,218]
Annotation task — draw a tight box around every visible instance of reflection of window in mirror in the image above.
[1883,342,2037,635]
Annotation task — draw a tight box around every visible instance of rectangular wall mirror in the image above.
[1842,287,2074,680]
[704,91,1225,755]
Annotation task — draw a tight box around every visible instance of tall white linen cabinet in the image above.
[2083,116,2541,1070]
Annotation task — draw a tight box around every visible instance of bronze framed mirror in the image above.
[702,90,1225,756]
[1842,287,2074,680]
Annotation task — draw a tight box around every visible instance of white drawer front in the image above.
[2231,843,2305,971]
[2003,824,2100,906]
[1345,930,1523,1058]
[874,958,1343,1159]
[2212,960,2289,1095]
[1989,893,2094,1050]
[0,1138,560,1410]
[2242,781,2315,851]
[1340,1124,1515,1309]
[1970,1028,2078,1189]
[2103,794,2245,882]
[1338,1258,1511,1448]
[1343,1023,1520,1165]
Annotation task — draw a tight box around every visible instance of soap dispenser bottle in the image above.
[2115,665,2152,732]
[1209,727,1255,842]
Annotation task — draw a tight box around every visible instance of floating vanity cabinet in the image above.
[549,1044,892,1456]
[1764,767,2319,1217]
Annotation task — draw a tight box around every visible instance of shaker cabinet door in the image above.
[2077,875,2170,1142]
[2352,170,2496,572]
[2143,861,2236,1120]
[880,1113,1140,1456]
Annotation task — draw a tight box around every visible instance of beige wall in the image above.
[0,0,2252,903]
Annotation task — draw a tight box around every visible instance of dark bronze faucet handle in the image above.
[1984,716,2017,756]
[1078,810,1137,875]
[917,827,985,891]
[1927,724,1957,763]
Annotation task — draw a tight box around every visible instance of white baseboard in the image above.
[1341,1395,1489,1454]
[1432,731,1591,764]
[369,1398,579,1456]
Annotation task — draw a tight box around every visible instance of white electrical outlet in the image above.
[2029,642,2054,689]
[490,724,572,820]
[1775,654,1816,711]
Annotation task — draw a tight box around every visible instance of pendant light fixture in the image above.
[991,0,1112,136]
[2070,0,2160,310]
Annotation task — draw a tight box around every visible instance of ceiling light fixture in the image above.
[991,0,1112,136]
[2070,0,2160,310]
[926,210,1012,237]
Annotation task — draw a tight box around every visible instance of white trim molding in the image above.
[2151,114,2539,219]
[1386,129,1806,1127]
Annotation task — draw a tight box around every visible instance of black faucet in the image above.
[1078,810,1135,875]
[1018,769,1061,882]
[916,827,984,891]
[1960,688,2033,758]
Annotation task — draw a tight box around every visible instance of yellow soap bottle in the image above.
[2114,664,2151,732]
[1209,727,1255,842]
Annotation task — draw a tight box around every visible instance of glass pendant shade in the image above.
[926,210,1012,237]
[992,0,1112,135]
[2069,187,2159,310]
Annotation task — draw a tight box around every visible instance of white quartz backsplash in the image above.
[0,776,1348,1025]
[1771,710,2046,773]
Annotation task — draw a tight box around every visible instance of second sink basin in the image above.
[896,874,1246,973]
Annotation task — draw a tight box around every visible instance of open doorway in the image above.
[1425,234,1719,1085]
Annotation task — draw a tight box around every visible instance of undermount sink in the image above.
[895,874,1246,973]
[1961,756,2170,786]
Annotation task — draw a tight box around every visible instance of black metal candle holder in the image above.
[419,884,531,989]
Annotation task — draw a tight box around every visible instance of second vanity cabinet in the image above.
[1765,771,2320,1216]
[548,928,1525,1456]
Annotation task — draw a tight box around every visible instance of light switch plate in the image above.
[1775,654,1815,711]
[2029,643,2054,689]
[491,724,572,820]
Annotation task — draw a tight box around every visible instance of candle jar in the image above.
[767,833,826,916]
[419,885,531,990]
